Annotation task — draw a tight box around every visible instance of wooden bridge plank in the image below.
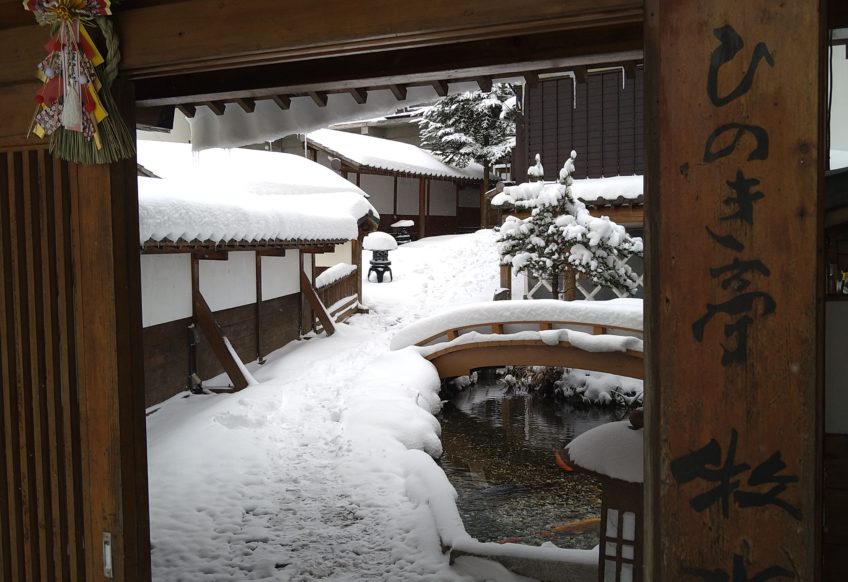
[426,340,644,380]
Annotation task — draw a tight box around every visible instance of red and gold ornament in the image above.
[24,1,112,148]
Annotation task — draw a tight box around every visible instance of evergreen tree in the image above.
[418,84,516,198]
[497,151,643,298]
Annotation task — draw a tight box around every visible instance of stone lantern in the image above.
[559,411,644,582]
[363,231,398,283]
[390,219,414,245]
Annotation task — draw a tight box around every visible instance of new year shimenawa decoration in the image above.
[24,0,135,164]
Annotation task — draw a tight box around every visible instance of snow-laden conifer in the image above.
[418,84,516,194]
[497,151,643,297]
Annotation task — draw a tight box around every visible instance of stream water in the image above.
[438,376,626,549]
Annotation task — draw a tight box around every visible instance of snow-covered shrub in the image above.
[498,366,643,408]
[496,151,643,297]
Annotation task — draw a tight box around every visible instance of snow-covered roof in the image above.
[492,175,643,208]
[137,141,378,247]
[566,420,643,483]
[306,128,484,181]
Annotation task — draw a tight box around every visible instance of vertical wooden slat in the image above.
[24,148,54,580]
[11,150,39,582]
[0,149,23,582]
[56,157,85,582]
[38,149,65,582]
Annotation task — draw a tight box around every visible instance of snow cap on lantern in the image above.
[363,231,399,252]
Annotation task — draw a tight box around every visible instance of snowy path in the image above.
[147,230,523,581]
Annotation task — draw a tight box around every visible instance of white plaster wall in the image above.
[831,45,848,152]
[429,180,457,216]
[826,301,848,434]
[359,174,394,214]
[199,251,257,312]
[261,250,301,300]
[315,241,352,267]
[397,177,419,215]
[459,185,481,208]
[140,254,192,328]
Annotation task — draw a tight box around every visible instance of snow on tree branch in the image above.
[497,151,643,296]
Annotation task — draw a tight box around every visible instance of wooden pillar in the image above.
[0,80,151,581]
[418,177,426,238]
[645,2,823,581]
[353,233,364,305]
[255,252,264,364]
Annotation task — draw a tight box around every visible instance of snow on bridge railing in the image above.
[390,298,643,351]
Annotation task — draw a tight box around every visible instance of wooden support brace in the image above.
[192,290,248,390]
[191,255,247,389]
[431,80,449,96]
[176,103,196,118]
[348,88,368,104]
[235,97,256,113]
[476,76,493,92]
[447,329,459,340]
[592,325,607,335]
[204,101,226,115]
[271,95,291,110]
[539,322,553,331]
[390,84,408,101]
[491,323,504,334]
[308,91,328,107]
[300,268,335,336]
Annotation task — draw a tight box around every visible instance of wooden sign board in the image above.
[645,1,822,580]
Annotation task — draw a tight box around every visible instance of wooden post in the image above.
[645,2,823,581]
[255,252,264,364]
[418,177,426,238]
[353,233,364,307]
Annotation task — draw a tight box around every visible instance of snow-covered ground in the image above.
[147,230,597,581]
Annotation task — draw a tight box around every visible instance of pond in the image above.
[437,375,627,549]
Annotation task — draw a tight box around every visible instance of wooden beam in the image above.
[431,80,449,96]
[203,101,226,116]
[523,71,539,87]
[134,33,642,107]
[644,1,822,580]
[390,84,408,101]
[348,88,368,104]
[176,103,196,118]
[572,66,587,84]
[270,95,291,110]
[308,91,328,107]
[0,0,641,82]
[235,97,256,113]
[192,251,229,261]
[476,76,493,92]
[299,268,335,336]
[418,177,427,237]
[256,249,287,257]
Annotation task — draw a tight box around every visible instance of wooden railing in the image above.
[316,267,359,323]
[414,320,643,347]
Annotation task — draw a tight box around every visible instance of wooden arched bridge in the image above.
[390,299,644,380]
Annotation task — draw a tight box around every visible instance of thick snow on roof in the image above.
[566,420,644,483]
[492,175,643,208]
[391,298,643,350]
[137,141,378,245]
[306,129,484,181]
